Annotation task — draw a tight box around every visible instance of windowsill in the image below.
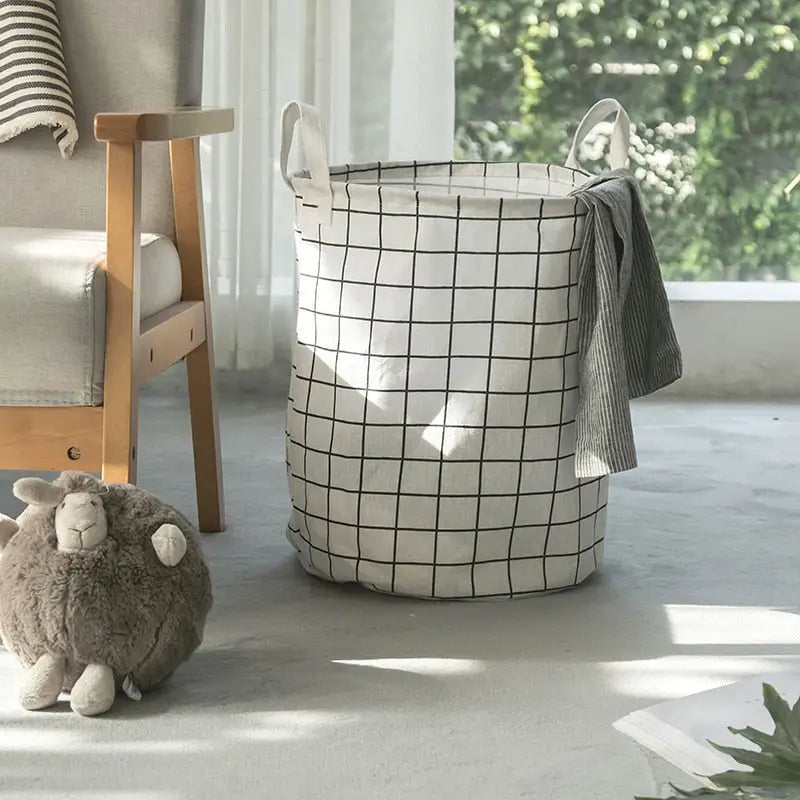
[662,281,800,398]
[665,281,800,302]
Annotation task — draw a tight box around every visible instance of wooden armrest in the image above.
[94,107,234,143]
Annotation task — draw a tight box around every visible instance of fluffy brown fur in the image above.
[0,471,212,693]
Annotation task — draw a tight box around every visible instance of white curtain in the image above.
[201,0,456,374]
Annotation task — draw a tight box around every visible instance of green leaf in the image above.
[709,744,800,779]
[763,683,800,750]
[728,727,800,763]
[639,786,800,799]
[713,770,800,788]
[635,786,724,799]
[633,684,800,797]
[697,40,715,59]
[703,684,800,792]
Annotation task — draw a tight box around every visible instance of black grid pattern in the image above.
[286,160,608,599]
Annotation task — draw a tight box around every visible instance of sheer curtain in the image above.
[201,0,455,377]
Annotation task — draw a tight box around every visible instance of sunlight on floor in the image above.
[664,605,800,645]
[1,728,84,752]
[331,657,485,675]
[601,604,800,701]
[1,725,216,754]
[0,794,181,800]
[232,710,356,741]
[601,655,800,700]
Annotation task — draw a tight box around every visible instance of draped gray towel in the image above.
[0,0,78,157]
[570,169,682,478]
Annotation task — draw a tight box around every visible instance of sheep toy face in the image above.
[13,476,107,553]
[54,492,107,553]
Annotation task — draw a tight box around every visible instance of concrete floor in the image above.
[0,394,798,800]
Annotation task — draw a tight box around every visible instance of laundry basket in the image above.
[282,99,631,599]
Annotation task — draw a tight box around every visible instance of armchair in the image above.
[0,1,232,532]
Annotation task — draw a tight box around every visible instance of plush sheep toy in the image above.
[0,471,212,716]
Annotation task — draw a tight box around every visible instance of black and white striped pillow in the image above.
[0,0,78,158]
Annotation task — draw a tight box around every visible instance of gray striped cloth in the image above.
[571,169,682,478]
[0,0,78,158]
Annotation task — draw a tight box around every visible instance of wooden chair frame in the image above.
[0,108,234,533]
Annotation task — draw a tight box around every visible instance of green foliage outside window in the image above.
[455,1,800,280]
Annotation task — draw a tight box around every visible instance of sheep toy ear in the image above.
[13,478,66,508]
[0,514,18,549]
[152,524,187,567]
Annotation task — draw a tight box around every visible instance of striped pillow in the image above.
[0,0,78,158]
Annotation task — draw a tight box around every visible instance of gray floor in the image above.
[1,394,799,800]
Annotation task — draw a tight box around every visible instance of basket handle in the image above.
[565,98,631,172]
[280,101,333,225]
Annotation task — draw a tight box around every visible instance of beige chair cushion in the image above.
[0,228,182,406]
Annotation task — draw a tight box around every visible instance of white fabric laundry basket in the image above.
[282,99,631,599]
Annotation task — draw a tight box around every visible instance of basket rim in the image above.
[290,159,594,206]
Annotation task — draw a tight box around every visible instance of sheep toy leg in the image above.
[70,663,115,716]
[20,653,65,710]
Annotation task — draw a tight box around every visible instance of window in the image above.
[454,1,800,281]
